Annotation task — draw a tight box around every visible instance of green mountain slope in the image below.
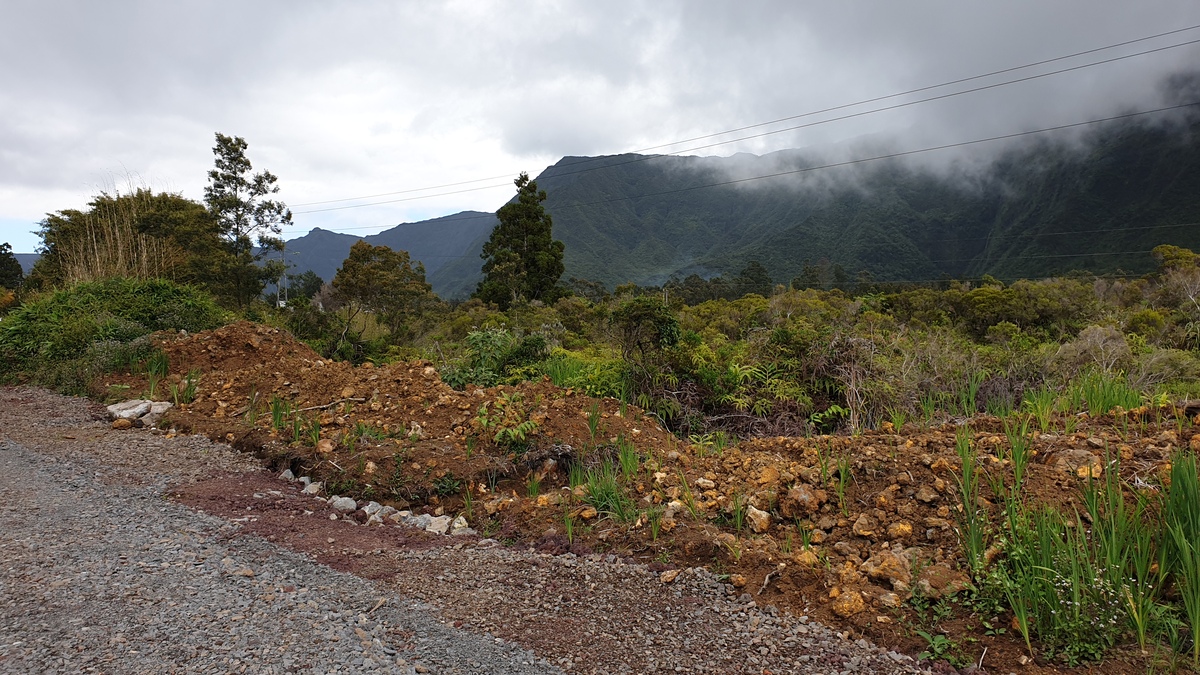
[289,114,1200,299]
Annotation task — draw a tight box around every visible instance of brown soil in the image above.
[95,320,1198,674]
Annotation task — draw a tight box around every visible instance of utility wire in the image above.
[283,97,1200,240]
[288,24,1200,213]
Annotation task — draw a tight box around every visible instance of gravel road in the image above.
[0,387,924,674]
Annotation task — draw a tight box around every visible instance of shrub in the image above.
[0,277,225,390]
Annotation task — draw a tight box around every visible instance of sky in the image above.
[3,1,1200,254]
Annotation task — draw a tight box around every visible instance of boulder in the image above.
[330,496,358,513]
[860,550,912,590]
[426,515,453,535]
[915,564,972,599]
[746,505,771,533]
[852,513,879,538]
[780,484,826,518]
[832,589,866,617]
[107,399,152,421]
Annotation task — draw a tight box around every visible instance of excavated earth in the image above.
[39,319,1198,673]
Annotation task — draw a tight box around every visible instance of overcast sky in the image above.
[2,0,1199,253]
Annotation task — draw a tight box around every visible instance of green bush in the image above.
[0,277,225,389]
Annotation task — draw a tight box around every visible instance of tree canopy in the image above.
[474,172,565,310]
[332,240,433,336]
[27,188,222,291]
[204,133,291,310]
[0,242,23,290]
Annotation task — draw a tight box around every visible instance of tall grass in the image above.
[1078,371,1141,417]
[953,425,986,574]
[1166,451,1200,666]
[1023,385,1056,433]
[584,461,637,523]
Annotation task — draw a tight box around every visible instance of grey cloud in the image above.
[2,0,1200,254]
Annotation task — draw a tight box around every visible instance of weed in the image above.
[568,462,588,489]
[958,370,986,416]
[617,435,639,481]
[920,392,938,428]
[461,486,474,519]
[1080,371,1141,417]
[835,455,852,516]
[647,505,663,541]
[953,425,986,575]
[730,492,747,537]
[886,407,907,432]
[465,435,477,459]
[433,473,462,497]
[916,629,955,658]
[564,509,575,543]
[244,386,261,425]
[586,402,602,446]
[1023,385,1056,433]
[677,471,702,521]
[306,418,321,446]
[526,472,541,498]
[146,350,169,379]
[817,440,832,487]
[1002,414,1032,493]
[269,395,291,431]
[584,462,637,523]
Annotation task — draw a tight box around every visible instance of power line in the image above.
[287,24,1200,216]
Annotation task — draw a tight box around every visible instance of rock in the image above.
[1053,448,1102,478]
[316,439,335,453]
[106,400,152,421]
[860,550,911,589]
[111,418,133,430]
[450,515,469,532]
[483,497,515,515]
[746,505,771,533]
[578,506,598,520]
[140,401,174,427]
[1191,435,1200,452]
[302,481,323,495]
[1086,436,1106,449]
[879,592,903,608]
[729,574,747,588]
[915,564,972,599]
[363,501,383,516]
[793,549,820,567]
[780,484,826,518]
[695,477,715,489]
[887,521,913,539]
[757,466,780,485]
[378,505,398,519]
[660,569,680,583]
[832,589,865,617]
[915,485,939,503]
[279,469,295,481]
[330,497,358,513]
[833,541,860,558]
[816,515,838,530]
[852,513,879,538]
[426,515,453,535]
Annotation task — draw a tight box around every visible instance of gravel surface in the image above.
[0,387,925,674]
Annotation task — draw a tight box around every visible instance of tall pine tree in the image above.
[474,172,564,310]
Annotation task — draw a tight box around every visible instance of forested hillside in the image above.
[423,115,1200,294]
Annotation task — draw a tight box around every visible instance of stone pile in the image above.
[279,470,477,537]
[105,399,173,429]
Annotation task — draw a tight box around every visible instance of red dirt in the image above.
[101,320,1193,674]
